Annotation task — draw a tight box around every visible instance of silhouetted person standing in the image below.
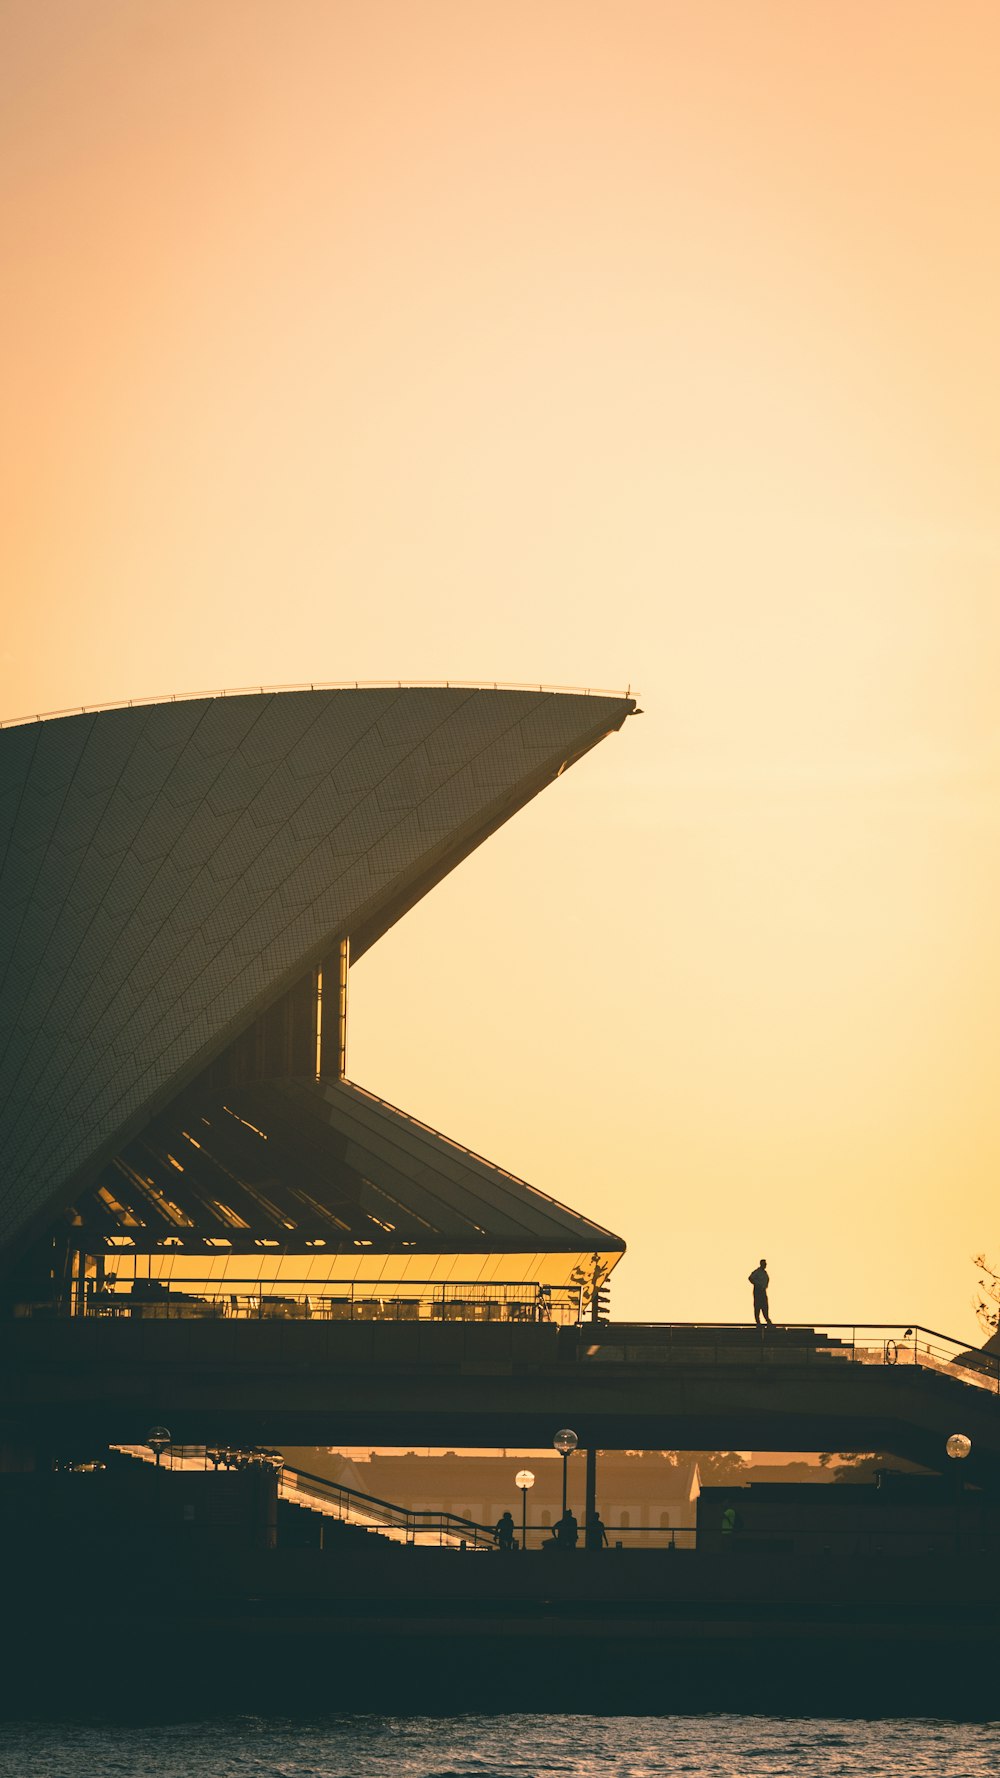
[585,1510,609,1551]
[554,1509,579,1548]
[494,1510,516,1551]
[749,1259,772,1326]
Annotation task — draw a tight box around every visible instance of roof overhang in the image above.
[0,686,634,1268]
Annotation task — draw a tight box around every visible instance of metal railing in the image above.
[110,1443,497,1547]
[282,1463,1000,1558]
[14,1301,998,1393]
[15,1279,583,1325]
[281,1463,497,1549]
[76,1450,1000,1560]
[579,1324,1000,1395]
[529,1523,1000,1556]
[279,1504,1000,1558]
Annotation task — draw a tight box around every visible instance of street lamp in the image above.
[515,1468,535,1551]
[146,1425,171,1468]
[553,1427,578,1517]
[946,1432,971,1555]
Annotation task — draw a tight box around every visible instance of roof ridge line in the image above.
[1,681,636,731]
[333,1075,626,1249]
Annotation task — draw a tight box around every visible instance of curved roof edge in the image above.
[0,686,636,1265]
[0,678,634,731]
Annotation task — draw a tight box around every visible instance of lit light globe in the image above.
[145,1425,171,1457]
[515,1469,535,1490]
[945,1433,972,1460]
[553,1428,578,1456]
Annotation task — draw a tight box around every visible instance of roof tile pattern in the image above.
[0,687,632,1258]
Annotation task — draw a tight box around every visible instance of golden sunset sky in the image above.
[3,2,1000,1339]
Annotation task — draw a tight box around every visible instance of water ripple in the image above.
[2,1715,1000,1778]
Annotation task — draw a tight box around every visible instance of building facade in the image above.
[0,685,634,1322]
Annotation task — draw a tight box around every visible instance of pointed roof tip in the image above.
[0,680,638,731]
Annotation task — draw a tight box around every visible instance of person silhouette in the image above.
[585,1510,609,1551]
[554,1509,579,1549]
[748,1258,772,1327]
[494,1510,516,1551]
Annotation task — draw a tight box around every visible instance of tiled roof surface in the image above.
[0,686,633,1259]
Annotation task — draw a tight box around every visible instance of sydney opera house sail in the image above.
[0,685,633,1319]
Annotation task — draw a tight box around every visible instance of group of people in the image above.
[491,1260,773,1555]
[493,1509,609,1552]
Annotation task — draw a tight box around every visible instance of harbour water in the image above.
[2,1714,999,1778]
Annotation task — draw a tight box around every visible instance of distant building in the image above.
[0,686,634,1322]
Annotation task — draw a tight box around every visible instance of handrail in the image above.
[579,1323,1000,1395]
[585,1321,982,1334]
[98,1449,1000,1558]
[22,1304,1000,1394]
[47,1277,583,1325]
[0,680,635,731]
[282,1462,495,1548]
[109,1444,497,1547]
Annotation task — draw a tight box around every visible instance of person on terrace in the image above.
[748,1259,772,1327]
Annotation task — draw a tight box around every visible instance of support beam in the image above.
[337,937,349,1079]
[318,938,350,1079]
[585,1446,597,1536]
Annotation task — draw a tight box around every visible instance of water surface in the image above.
[3,1714,998,1778]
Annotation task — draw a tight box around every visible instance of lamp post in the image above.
[146,1425,171,1468]
[946,1432,971,1555]
[515,1468,535,1551]
[553,1428,578,1518]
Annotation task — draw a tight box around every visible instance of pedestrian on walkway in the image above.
[585,1510,609,1551]
[749,1259,772,1327]
[494,1510,516,1551]
[553,1509,579,1549]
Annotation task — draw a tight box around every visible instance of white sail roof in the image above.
[0,686,634,1261]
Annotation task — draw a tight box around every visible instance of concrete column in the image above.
[585,1446,597,1532]
[336,937,349,1078]
[318,937,350,1079]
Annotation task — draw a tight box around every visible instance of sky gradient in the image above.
[4,1,1000,1338]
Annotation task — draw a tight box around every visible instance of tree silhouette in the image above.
[974,1254,1000,1335]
